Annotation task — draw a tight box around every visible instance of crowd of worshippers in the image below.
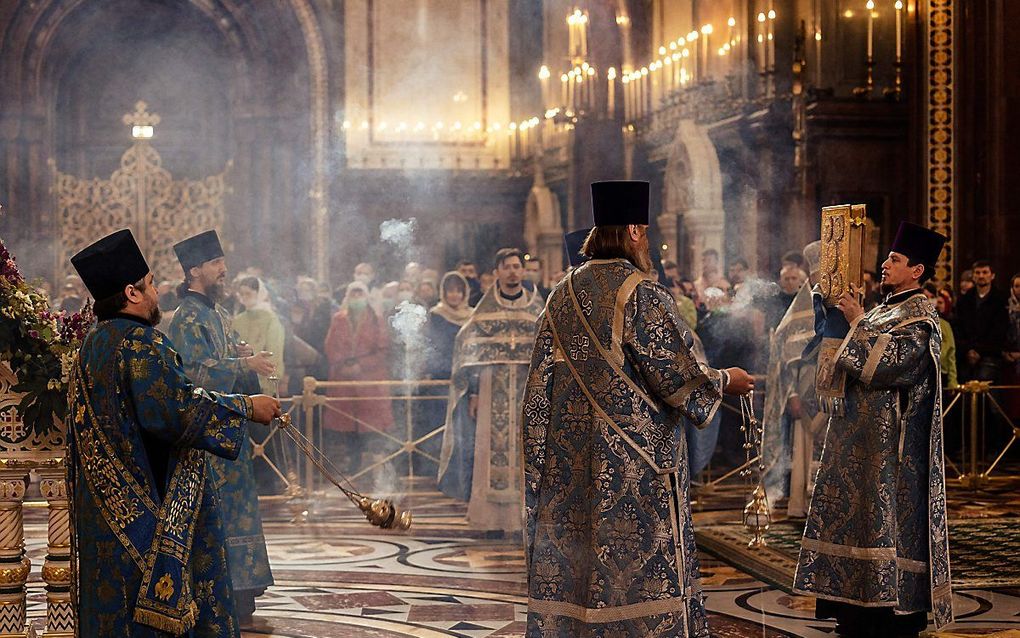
[35,241,1018,478]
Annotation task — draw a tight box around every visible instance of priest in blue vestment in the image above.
[522,182,755,637]
[167,231,276,623]
[794,222,953,636]
[68,229,281,636]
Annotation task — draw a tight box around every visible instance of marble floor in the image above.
[24,487,1020,637]
[253,495,1020,638]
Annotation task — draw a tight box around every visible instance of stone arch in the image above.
[523,166,564,282]
[660,119,725,278]
[0,0,329,278]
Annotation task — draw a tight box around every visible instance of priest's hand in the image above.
[250,395,283,424]
[245,351,276,376]
[836,284,865,323]
[723,367,754,395]
[236,341,254,357]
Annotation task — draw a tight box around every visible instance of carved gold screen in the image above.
[52,103,230,283]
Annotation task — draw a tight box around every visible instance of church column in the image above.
[685,210,726,278]
[0,468,30,636]
[657,211,680,264]
[927,0,954,282]
[38,464,73,636]
[536,230,564,281]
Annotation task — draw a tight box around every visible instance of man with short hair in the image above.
[68,229,281,636]
[765,265,807,330]
[728,257,751,291]
[794,222,953,636]
[694,247,731,295]
[524,255,551,299]
[781,249,807,272]
[523,181,754,637]
[954,259,1009,382]
[438,247,544,532]
[167,231,275,625]
[457,259,483,306]
[662,259,680,285]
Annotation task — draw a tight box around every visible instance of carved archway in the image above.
[661,119,726,277]
[0,0,330,279]
[523,166,564,281]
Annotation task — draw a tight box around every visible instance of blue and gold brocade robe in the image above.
[437,285,543,531]
[167,293,274,593]
[522,259,727,638]
[794,291,953,628]
[69,316,252,637]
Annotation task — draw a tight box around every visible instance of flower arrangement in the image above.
[0,237,93,438]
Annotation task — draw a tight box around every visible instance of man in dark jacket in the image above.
[955,259,1009,382]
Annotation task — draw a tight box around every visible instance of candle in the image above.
[701,24,712,79]
[895,0,903,59]
[767,8,777,72]
[561,73,568,107]
[757,12,766,73]
[641,67,649,115]
[621,75,627,119]
[866,0,875,58]
[607,67,616,117]
[651,62,659,107]
[567,12,574,57]
[727,17,736,75]
[539,65,550,109]
[687,31,698,81]
[580,12,588,58]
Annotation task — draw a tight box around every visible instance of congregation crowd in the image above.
[34,242,1020,483]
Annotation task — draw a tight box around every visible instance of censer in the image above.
[269,378,412,530]
[738,391,771,548]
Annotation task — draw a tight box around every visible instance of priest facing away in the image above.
[794,221,952,637]
[521,180,755,638]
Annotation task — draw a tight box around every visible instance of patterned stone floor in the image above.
[19,484,1020,636]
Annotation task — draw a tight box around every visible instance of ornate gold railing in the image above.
[252,377,450,514]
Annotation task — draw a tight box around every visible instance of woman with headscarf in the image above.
[233,276,286,395]
[324,281,393,469]
[413,272,474,478]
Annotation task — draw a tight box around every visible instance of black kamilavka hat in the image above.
[173,230,225,273]
[890,222,946,275]
[71,229,150,300]
[564,228,592,267]
[591,181,649,226]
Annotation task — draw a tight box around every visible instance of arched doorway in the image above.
[660,119,726,278]
[0,0,328,280]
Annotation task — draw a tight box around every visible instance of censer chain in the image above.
[267,378,411,530]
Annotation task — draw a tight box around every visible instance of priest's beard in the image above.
[625,233,654,275]
[205,282,224,302]
[148,304,162,326]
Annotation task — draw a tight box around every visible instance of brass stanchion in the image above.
[958,381,992,490]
